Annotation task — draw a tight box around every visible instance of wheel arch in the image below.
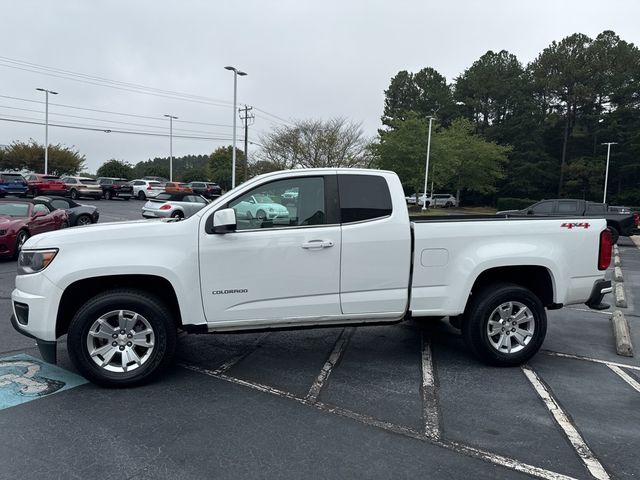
[56,274,183,338]
[466,265,555,311]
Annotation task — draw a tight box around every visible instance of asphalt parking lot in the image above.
[1,198,639,479]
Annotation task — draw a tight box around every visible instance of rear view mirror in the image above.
[212,208,237,234]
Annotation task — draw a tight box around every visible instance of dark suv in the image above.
[0,172,28,197]
[188,181,222,199]
[99,178,133,200]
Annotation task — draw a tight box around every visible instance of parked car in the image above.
[188,181,222,199]
[99,178,133,200]
[427,194,458,208]
[34,196,99,226]
[164,182,192,193]
[23,174,67,197]
[141,192,208,219]
[0,199,68,259]
[9,169,612,386]
[406,193,427,206]
[0,172,28,198]
[130,179,165,200]
[59,176,103,200]
[231,194,290,223]
[497,199,636,244]
[142,176,169,183]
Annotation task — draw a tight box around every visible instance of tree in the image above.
[430,119,511,204]
[209,146,244,190]
[256,118,372,169]
[382,68,456,127]
[0,140,85,175]
[179,166,209,183]
[96,159,133,179]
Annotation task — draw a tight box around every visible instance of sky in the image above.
[1,0,639,173]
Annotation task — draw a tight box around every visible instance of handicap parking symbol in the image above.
[0,354,88,409]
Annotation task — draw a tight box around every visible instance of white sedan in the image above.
[231,195,290,221]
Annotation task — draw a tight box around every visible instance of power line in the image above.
[0,56,296,123]
[0,116,237,141]
[0,94,239,129]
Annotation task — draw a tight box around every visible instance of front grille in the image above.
[14,302,29,326]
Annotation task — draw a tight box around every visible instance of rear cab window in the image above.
[337,174,392,223]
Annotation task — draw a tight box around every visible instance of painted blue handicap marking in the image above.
[0,353,88,409]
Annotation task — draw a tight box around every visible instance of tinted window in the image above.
[587,203,606,213]
[101,180,112,185]
[64,178,77,184]
[338,175,392,223]
[51,199,70,209]
[531,201,553,214]
[80,179,97,185]
[43,176,59,180]
[557,200,578,213]
[113,180,129,185]
[1,174,25,181]
[229,177,324,231]
[192,182,205,187]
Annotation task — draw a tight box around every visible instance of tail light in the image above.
[159,204,172,210]
[598,229,613,270]
[633,212,639,227]
[147,185,152,190]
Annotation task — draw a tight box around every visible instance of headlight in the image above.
[17,249,59,275]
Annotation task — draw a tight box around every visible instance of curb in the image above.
[615,283,627,308]
[611,310,634,357]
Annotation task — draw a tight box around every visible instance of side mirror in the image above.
[32,210,46,218]
[527,209,534,215]
[212,208,237,234]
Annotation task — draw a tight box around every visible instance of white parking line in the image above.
[565,307,613,316]
[522,365,610,480]
[210,332,270,375]
[181,361,581,480]
[543,350,640,371]
[305,327,353,402]
[608,365,640,394]
[421,335,440,439]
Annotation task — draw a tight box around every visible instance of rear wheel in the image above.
[256,209,267,220]
[608,226,619,245]
[70,189,79,200]
[76,214,92,226]
[138,191,146,200]
[67,289,177,387]
[462,283,546,366]
[171,210,184,219]
[104,190,112,200]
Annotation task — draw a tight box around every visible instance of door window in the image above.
[531,201,553,214]
[557,200,578,213]
[32,204,50,215]
[51,199,70,209]
[228,177,325,230]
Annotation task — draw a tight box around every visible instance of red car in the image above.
[24,174,68,197]
[0,200,69,259]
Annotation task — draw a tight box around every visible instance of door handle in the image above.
[301,240,334,249]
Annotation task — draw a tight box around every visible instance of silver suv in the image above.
[428,194,458,208]
[59,176,103,200]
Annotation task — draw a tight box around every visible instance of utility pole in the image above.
[239,105,254,183]
[164,115,178,181]
[36,88,58,174]
[601,142,618,204]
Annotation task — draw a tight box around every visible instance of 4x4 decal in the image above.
[561,222,590,229]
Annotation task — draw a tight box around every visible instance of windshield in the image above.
[0,203,29,217]
[253,195,273,204]
[1,174,25,182]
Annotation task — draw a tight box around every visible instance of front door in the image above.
[199,174,342,325]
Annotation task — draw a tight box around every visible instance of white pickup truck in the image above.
[10,169,613,386]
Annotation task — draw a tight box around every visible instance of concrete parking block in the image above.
[630,236,640,248]
[614,255,621,267]
[613,245,620,256]
[614,266,624,282]
[615,283,627,308]
[611,311,634,357]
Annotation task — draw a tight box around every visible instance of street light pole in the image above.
[421,116,434,211]
[164,115,178,181]
[224,66,247,189]
[602,142,618,204]
[36,88,58,174]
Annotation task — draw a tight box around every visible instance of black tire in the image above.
[461,283,547,366]
[61,221,69,229]
[104,190,112,200]
[608,226,619,245]
[171,210,184,219]
[14,230,29,259]
[70,189,79,200]
[256,209,267,220]
[67,289,177,387]
[76,214,92,226]
[137,191,146,200]
[123,196,130,201]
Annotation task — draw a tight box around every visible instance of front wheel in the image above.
[137,191,146,200]
[14,230,29,259]
[67,289,177,387]
[76,214,92,226]
[104,191,112,200]
[462,283,546,366]
[70,189,79,200]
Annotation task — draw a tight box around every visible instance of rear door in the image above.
[338,173,411,315]
[199,174,342,324]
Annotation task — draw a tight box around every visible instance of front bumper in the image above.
[10,313,57,363]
